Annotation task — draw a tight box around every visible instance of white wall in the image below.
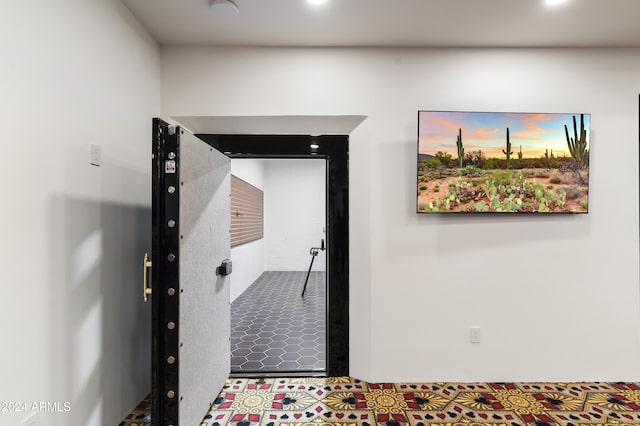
[0,1,159,425]
[230,159,266,300]
[161,46,640,383]
[264,159,326,271]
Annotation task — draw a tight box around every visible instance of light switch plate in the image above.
[470,326,481,343]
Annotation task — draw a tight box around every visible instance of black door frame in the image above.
[152,119,181,425]
[197,134,349,377]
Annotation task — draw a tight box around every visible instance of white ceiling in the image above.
[122,0,640,48]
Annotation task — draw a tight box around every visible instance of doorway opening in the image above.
[198,133,349,377]
[229,158,327,375]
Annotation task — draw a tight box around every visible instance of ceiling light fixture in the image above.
[544,0,570,7]
[310,144,320,149]
[307,0,329,5]
[210,0,240,17]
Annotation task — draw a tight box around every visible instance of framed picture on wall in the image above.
[417,110,591,214]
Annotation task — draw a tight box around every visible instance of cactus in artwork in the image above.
[503,128,513,169]
[550,149,554,158]
[565,113,588,163]
[517,144,523,160]
[456,128,464,168]
[545,149,549,159]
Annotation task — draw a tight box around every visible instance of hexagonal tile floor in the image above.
[231,271,326,373]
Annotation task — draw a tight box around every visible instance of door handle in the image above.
[216,259,232,276]
[143,253,153,302]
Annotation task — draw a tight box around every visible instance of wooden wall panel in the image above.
[230,175,264,247]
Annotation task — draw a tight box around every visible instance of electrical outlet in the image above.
[90,144,102,166]
[22,412,40,426]
[470,326,481,343]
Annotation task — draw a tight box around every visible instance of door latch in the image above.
[143,253,153,302]
[216,259,232,276]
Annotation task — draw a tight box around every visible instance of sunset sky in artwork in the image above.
[418,111,591,159]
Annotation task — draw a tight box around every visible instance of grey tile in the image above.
[267,340,287,349]
[233,348,252,357]
[251,344,270,353]
[280,352,300,361]
[277,361,301,370]
[300,340,318,349]
[299,356,318,365]
[240,361,263,370]
[231,356,247,365]
[282,344,302,352]
[299,348,318,356]
[265,348,285,357]
[231,271,326,372]
[246,352,266,361]
[262,356,282,366]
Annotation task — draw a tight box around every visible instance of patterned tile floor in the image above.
[122,377,640,426]
[231,271,326,373]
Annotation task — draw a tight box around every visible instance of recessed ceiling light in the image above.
[544,0,570,7]
[307,0,329,5]
[210,0,240,17]
[310,144,320,149]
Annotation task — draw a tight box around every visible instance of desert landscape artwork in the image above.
[417,111,590,213]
